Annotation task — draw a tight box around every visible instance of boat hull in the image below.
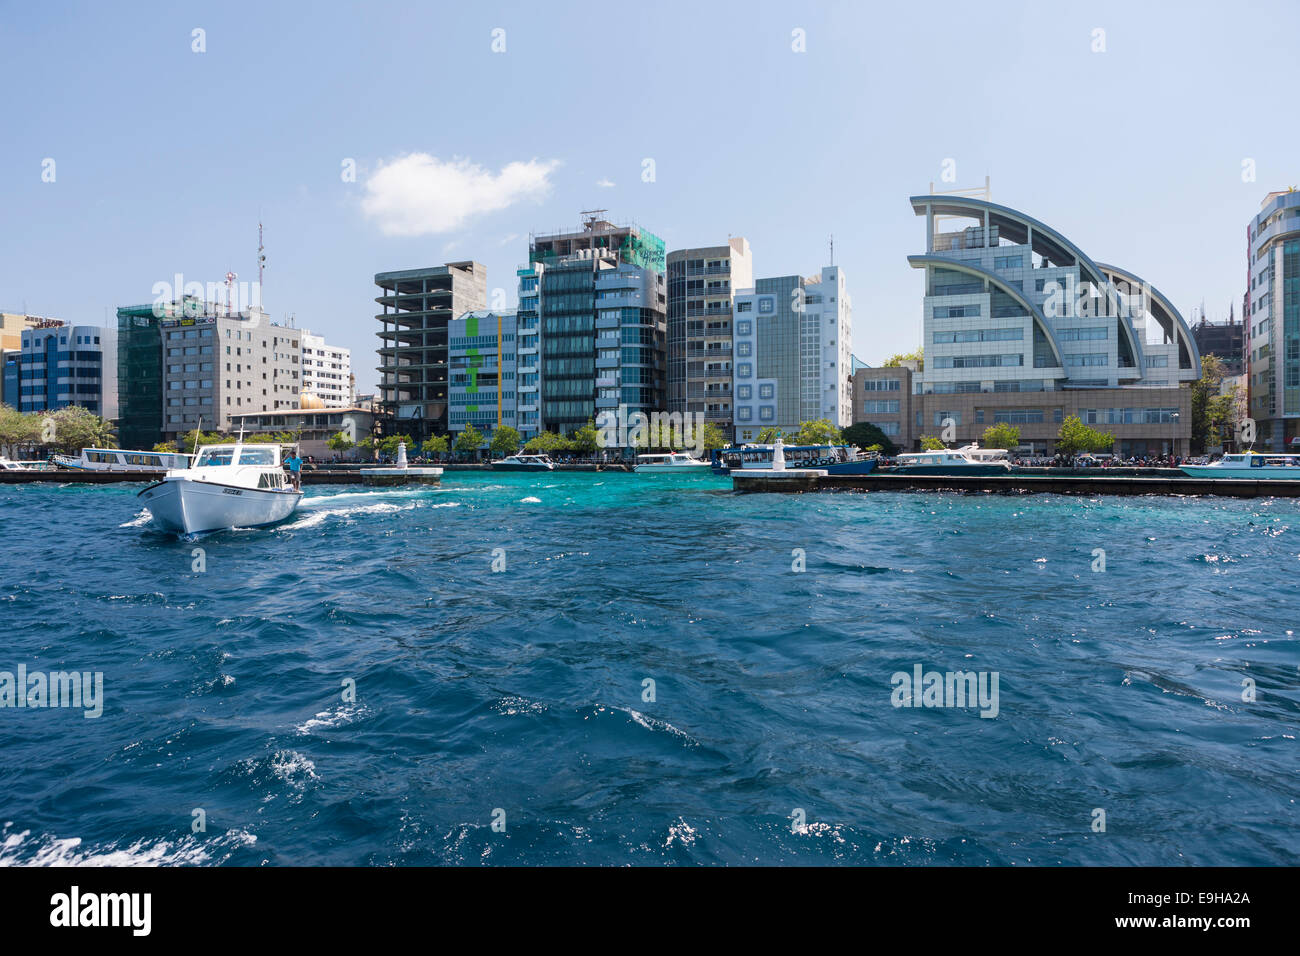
[633,463,713,474]
[1180,465,1300,480]
[889,464,1012,476]
[138,478,301,535]
[491,463,554,472]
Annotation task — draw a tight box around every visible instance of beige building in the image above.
[852,364,916,449]
[667,238,754,433]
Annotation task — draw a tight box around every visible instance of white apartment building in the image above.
[300,330,353,407]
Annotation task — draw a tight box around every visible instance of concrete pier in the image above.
[731,471,1300,498]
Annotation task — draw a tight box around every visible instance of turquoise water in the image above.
[0,473,1297,865]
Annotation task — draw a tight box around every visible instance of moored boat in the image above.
[137,439,301,535]
[712,443,876,476]
[1180,452,1300,480]
[633,452,713,474]
[890,444,1012,475]
[53,448,193,472]
[492,454,555,472]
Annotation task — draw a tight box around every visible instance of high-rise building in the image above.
[907,194,1199,455]
[375,261,487,441]
[117,298,301,447]
[299,330,353,407]
[514,265,542,438]
[448,309,519,443]
[731,266,853,443]
[9,321,118,418]
[666,238,753,433]
[529,214,666,436]
[1246,189,1300,450]
[1191,310,1244,376]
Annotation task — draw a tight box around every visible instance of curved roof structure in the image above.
[1096,262,1201,375]
[907,255,1065,369]
[911,195,1158,379]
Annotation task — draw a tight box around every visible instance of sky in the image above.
[2,0,1296,393]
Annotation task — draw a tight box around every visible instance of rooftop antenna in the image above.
[257,221,266,304]
[224,271,237,316]
[829,233,834,266]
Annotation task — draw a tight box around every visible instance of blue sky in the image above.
[2,0,1296,392]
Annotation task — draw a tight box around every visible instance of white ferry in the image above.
[892,444,1012,475]
[492,454,555,472]
[53,448,193,472]
[137,439,301,535]
[1180,453,1300,480]
[633,452,713,474]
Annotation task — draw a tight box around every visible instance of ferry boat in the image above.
[53,448,193,472]
[890,444,1013,475]
[1180,453,1300,480]
[137,439,301,535]
[633,452,713,474]
[712,443,877,476]
[491,454,555,472]
[0,458,52,472]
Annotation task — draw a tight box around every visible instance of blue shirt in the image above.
[286,456,302,473]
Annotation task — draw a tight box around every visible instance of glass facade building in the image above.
[1246,189,1300,450]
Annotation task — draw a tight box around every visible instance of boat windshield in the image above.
[237,447,278,466]
[195,447,236,467]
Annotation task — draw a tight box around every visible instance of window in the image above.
[737,363,753,378]
[862,400,900,414]
[736,302,752,313]
[759,384,774,399]
[1065,353,1108,367]
[994,255,1023,270]
[868,421,900,436]
[934,411,961,426]
[863,379,900,391]
[737,385,752,400]
[933,328,1022,343]
[736,320,752,336]
[993,409,1044,424]
[759,406,775,421]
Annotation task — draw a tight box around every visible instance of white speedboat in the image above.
[492,454,555,472]
[1181,453,1300,480]
[137,440,301,535]
[633,452,713,474]
[892,445,1013,475]
[53,448,192,471]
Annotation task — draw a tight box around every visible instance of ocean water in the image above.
[0,473,1297,866]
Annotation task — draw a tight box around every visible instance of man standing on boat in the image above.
[285,449,303,490]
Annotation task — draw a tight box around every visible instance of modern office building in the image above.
[731,266,853,443]
[117,298,300,447]
[299,331,353,407]
[514,265,542,438]
[853,363,916,449]
[1246,189,1300,450]
[447,309,519,444]
[666,238,754,433]
[1192,310,1244,376]
[374,261,487,441]
[529,214,666,437]
[907,194,1200,455]
[8,321,118,418]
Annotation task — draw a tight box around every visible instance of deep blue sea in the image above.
[0,473,1297,866]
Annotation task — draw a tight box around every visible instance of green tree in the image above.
[699,422,728,452]
[46,406,117,454]
[489,425,521,457]
[840,422,898,456]
[1189,354,1221,453]
[378,432,413,457]
[0,406,41,458]
[523,431,562,453]
[882,347,923,370]
[177,428,228,452]
[793,419,842,446]
[454,425,484,457]
[919,435,945,450]
[980,422,1021,451]
[152,440,179,453]
[571,419,600,455]
[754,426,784,444]
[1056,415,1115,460]
[422,435,449,455]
[327,431,355,453]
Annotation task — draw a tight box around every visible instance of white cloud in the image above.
[595,178,616,188]
[361,153,559,237]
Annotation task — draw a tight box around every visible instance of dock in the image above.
[730,471,1300,498]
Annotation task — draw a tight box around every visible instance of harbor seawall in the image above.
[731,471,1300,498]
